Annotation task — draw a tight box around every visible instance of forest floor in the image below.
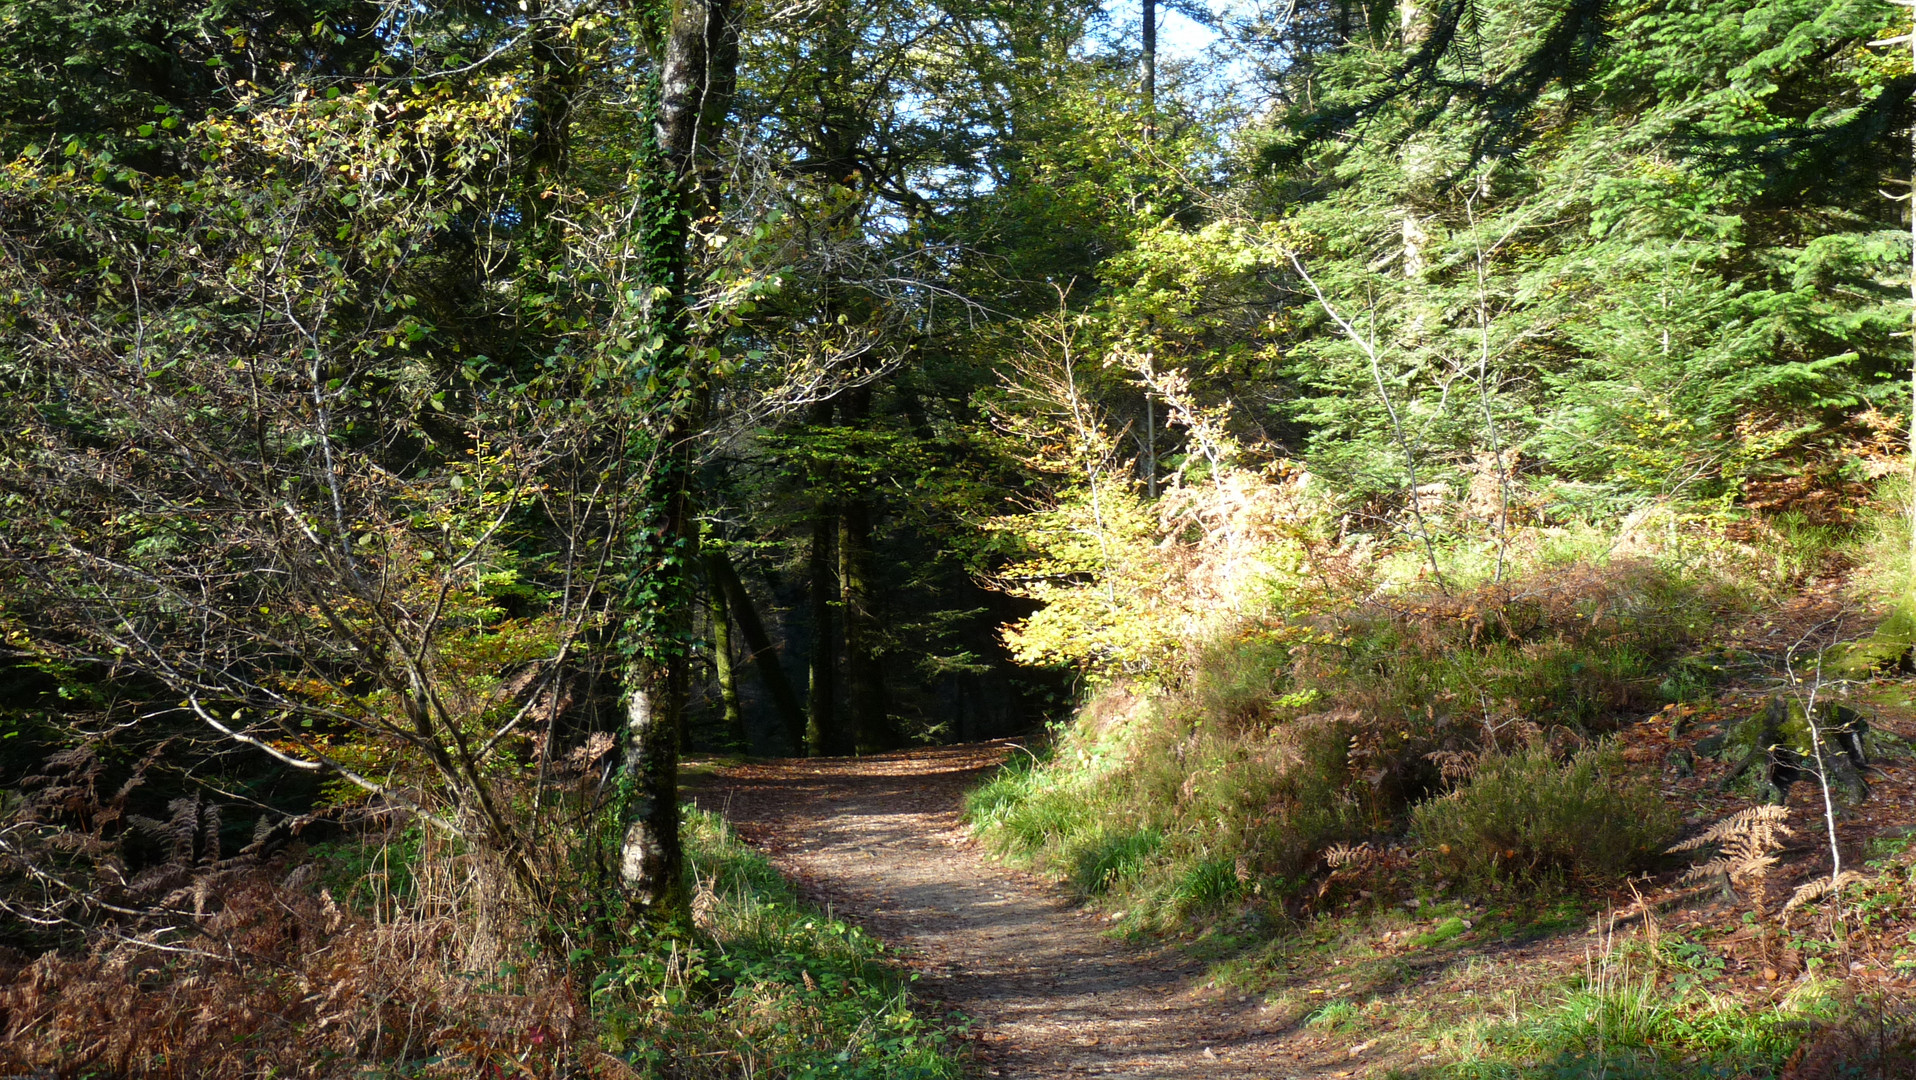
[686,745,1641,1079]
[688,743,1353,1077]
[690,690,1916,1079]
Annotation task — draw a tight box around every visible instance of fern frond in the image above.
[1783,871,1867,915]
[1666,805,1792,853]
[1324,841,1372,869]
[1678,852,1779,884]
[1423,750,1477,784]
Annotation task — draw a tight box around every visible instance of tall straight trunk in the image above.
[838,391,895,753]
[619,0,740,919]
[1398,0,1428,281]
[704,551,807,752]
[805,397,841,756]
[709,585,745,748]
[838,507,894,752]
[806,502,839,755]
[1140,0,1156,138]
[839,497,895,752]
[523,0,581,237]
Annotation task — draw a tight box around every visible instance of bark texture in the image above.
[709,583,746,747]
[619,0,740,917]
[621,669,685,912]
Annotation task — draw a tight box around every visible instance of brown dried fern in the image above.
[1423,750,1478,786]
[1667,805,1795,912]
[1783,870,1866,920]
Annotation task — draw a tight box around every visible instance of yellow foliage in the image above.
[987,463,1335,680]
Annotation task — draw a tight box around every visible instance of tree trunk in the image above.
[524,0,582,238]
[838,389,896,753]
[839,496,895,752]
[618,0,740,920]
[704,550,807,753]
[709,582,745,748]
[1140,0,1156,139]
[620,657,686,914]
[806,498,840,756]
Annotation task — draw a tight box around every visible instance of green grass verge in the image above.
[590,807,967,1079]
[1416,947,1839,1080]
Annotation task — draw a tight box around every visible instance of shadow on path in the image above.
[691,743,1347,1079]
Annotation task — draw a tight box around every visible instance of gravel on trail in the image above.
[690,743,1353,1079]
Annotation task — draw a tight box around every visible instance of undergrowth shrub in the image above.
[1069,826,1163,895]
[1437,935,1843,1079]
[1784,999,1916,1079]
[1412,740,1676,884]
[1830,482,1916,677]
[0,853,594,1079]
[1276,559,1727,738]
[970,550,1726,928]
[0,804,962,1079]
[965,755,1101,866]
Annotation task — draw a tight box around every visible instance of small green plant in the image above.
[1409,915,1470,948]
[1413,740,1676,886]
[589,808,966,1079]
[1165,856,1247,914]
[1069,827,1162,896]
[311,825,425,918]
[1435,939,1840,1078]
[1306,999,1361,1031]
[963,748,1044,825]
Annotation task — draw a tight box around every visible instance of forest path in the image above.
[689,743,1349,1079]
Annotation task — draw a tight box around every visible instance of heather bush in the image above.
[1412,740,1677,885]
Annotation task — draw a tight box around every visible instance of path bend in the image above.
[692,743,1346,1079]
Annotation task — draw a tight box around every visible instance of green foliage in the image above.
[7,0,1916,1066]
[1412,741,1677,885]
[591,808,965,1078]
[1005,0,1916,540]
[963,744,1104,868]
[1306,999,1363,1031]
[1069,826,1164,897]
[1432,943,1840,1079]
[311,826,426,918]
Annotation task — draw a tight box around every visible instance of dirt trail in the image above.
[691,743,1345,1079]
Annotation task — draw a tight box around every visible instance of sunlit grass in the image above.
[589,808,966,1079]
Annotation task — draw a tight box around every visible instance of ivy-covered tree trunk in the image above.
[619,0,740,920]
